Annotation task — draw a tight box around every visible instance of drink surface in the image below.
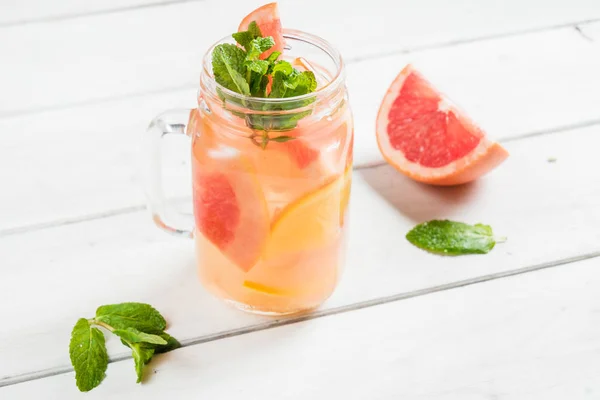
[190,70,353,314]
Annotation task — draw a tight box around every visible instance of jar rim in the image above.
[200,29,345,106]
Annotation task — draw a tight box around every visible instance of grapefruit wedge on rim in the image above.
[376,64,508,186]
[238,2,285,59]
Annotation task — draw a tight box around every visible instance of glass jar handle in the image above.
[142,109,195,238]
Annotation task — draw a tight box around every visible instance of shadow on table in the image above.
[358,163,480,223]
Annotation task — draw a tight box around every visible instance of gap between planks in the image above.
[1,18,599,120]
[2,249,599,388]
[1,116,599,238]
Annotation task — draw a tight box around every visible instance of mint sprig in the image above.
[406,220,505,255]
[69,319,108,392]
[211,20,319,139]
[69,302,181,392]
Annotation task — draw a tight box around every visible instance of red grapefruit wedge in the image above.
[238,2,285,59]
[192,130,270,272]
[376,65,508,186]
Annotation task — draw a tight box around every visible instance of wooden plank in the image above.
[2,0,597,30]
[578,19,600,40]
[3,250,599,398]
[1,125,600,382]
[1,0,599,114]
[0,0,173,26]
[2,26,600,232]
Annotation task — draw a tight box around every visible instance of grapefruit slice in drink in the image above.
[192,132,270,272]
[238,2,284,59]
[264,168,351,259]
[376,64,508,185]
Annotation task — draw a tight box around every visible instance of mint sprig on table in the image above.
[406,220,505,255]
[212,21,318,139]
[69,302,180,392]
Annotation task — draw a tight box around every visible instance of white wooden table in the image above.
[1,0,600,398]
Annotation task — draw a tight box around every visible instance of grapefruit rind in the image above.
[238,2,285,59]
[376,64,509,186]
[265,170,350,259]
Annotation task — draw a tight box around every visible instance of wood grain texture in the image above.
[2,26,600,232]
[1,125,599,383]
[3,252,599,398]
[2,0,599,395]
[1,0,599,115]
[0,0,195,26]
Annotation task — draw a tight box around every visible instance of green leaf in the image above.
[212,26,318,133]
[130,343,155,383]
[69,318,108,392]
[95,303,166,334]
[287,71,317,97]
[152,332,182,354]
[121,332,179,383]
[406,220,500,255]
[270,135,297,143]
[246,37,275,61]
[271,60,294,77]
[113,327,168,345]
[249,74,270,97]
[245,59,269,75]
[211,44,250,95]
[265,51,281,64]
[232,21,262,51]
[121,332,181,353]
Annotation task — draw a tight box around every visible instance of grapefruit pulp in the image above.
[238,2,284,59]
[265,168,351,259]
[376,64,508,185]
[192,131,270,272]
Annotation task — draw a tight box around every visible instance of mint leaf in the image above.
[250,74,270,97]
[95,302,166,334]
[269,67,316,99]
[211,44,250,95]
[265,51,281,64]
[245,59,269,75]
[130,343,155,383]
[121,331,181,354]
[152,332,181,354]
[246,37,275,60]
[272,60,294,76]
[212,26,318,133]
[406,220,500,255]
[69,318,108,392]
[113,327,168,345]
[232,21,262,51]
[120,332,179,383]
[270,135,296,143]
[287,71,317,97]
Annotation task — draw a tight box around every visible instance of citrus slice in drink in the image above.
[264,168,351,259]
[238,2,284,59]
[376,64,509,185]
[192,138,270,272]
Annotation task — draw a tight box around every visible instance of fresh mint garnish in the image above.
[69,302,180,392]
[131,343,155,383]
[232,21,262,51]
[112,327,168,345]
[95,302,167,333]
[212,43,250,96]
[69,318,108,392]
[406,220,504,255]
[211,21,319,140]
